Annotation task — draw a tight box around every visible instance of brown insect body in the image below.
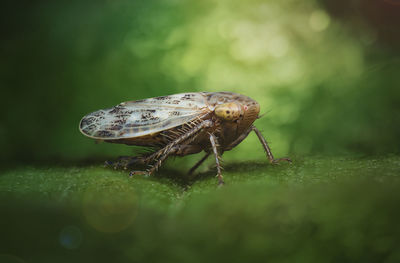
[108,93,258,151]
[79,92,290,185]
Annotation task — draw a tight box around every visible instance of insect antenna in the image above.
[257,108,272,119]
[257,113,266,119]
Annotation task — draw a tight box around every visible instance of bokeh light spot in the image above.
[267,36,289,58]
[309,10,330,32]
[82,178,138,233]
[59,225,83,249]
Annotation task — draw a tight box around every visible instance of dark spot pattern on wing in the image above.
[80,116,95,127]
[108,124,123,131]
[155,96,168,101]
[181,94,196,100]
[79,92,210,139]
[109,106,124,114]
[122,93,208,109]
[140,109,157,120]
[86,124,97,133]
[92,111,105,117]
[94,130,114,138]
[114,118,127,125]
[169,111,181,117]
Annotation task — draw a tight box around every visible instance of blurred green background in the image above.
[1,0,399,164]
[1,0,400,262]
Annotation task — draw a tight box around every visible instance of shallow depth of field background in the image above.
[1,0,400,262]
[1,0,399,164]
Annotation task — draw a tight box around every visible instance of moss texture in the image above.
[1,156,400,263]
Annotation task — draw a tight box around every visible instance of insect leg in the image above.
[106,154,152,170]
[252,125,292,164]
[209,133,224,186]
[146,147,178,175]
[188,152,210,175]
[129,148,177,176]
[131,120,214,176]
[146,120,213,163]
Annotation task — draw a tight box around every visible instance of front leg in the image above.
[252,125,292,164]
[209,133,224,186]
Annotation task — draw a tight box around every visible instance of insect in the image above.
[79,92,291,185]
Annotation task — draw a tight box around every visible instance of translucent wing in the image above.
[79,93,209,140]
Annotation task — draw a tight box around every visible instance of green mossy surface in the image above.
[1,156,400,263]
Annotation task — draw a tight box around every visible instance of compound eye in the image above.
[215,103,242,121]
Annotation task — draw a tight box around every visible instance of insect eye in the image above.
[215,103,243,122]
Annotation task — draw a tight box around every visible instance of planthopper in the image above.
[79,92,291,185]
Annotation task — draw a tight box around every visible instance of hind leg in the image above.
[105,154,153,170]
[130,120,213,176]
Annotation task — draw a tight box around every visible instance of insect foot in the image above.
[251,126,292,166]
[271,157,292,164]
[217,177,225,187]
[104,160,124,170]
[129,170,149,177]
[106,156,148,170]
[104,160,113,167]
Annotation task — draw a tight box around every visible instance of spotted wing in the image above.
[79,93,209,140]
